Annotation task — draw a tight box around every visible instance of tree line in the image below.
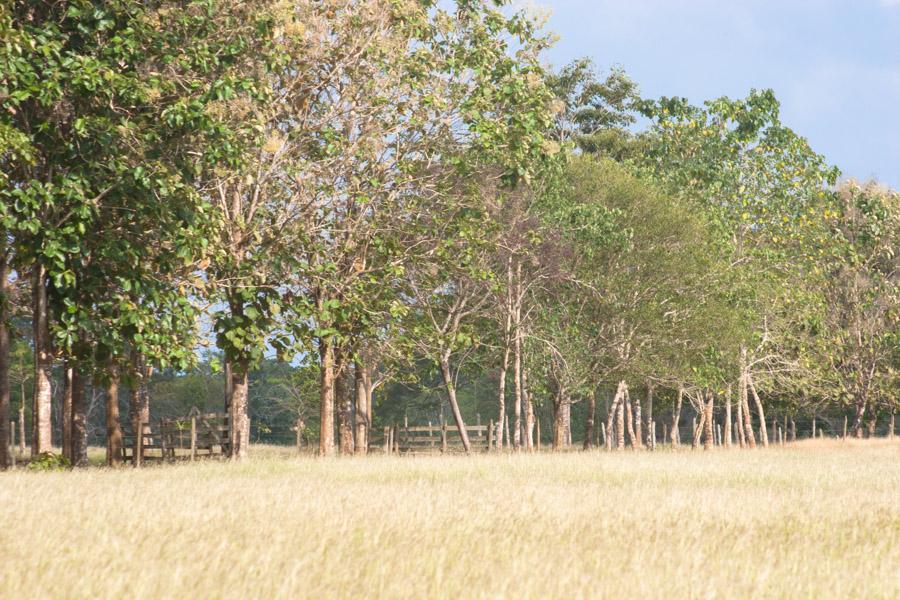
[1,0,897,467]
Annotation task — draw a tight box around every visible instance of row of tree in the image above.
[1,1,897,467]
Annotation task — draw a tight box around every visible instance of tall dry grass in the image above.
[1,439,898,599]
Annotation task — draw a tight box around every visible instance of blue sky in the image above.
[530,0,900,189]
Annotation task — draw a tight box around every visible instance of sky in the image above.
[531,0,900,189]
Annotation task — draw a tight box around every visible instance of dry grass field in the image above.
[1,439,898,599]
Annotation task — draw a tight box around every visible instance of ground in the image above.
[1,439,898,599]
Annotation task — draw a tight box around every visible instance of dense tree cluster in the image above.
[1,1,897,467]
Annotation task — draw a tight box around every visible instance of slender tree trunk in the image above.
[318,336,336,456]
[865,413,877,438]
[512,322,522,450]
[552,388,567,451]
[703,390,714,450]
[747,375,768,448]
[18,399,25,455]
[633,389,644,450]
[583,389,596,450]
[522,365,535,451]
[670,385,683,445]
[439,351,471,453]
[496,257,513,450]
[106,365,123,466]
[229,362,250,459]
[0,249,9,469]
[724,385,733,448]
[736,393,745,448]
[692,393,705,450]
[739,349,757,448]
[31,265,52,455]
[71,368,87,467]
[606,387,620,450]
[336,351,354,455]
[615,384,626,450]
[623,383,637,449]
[354,360,369,455]
[646,383,654,446]
[295,416,305,453]
[62,364,73,461]
[129,351,151,465]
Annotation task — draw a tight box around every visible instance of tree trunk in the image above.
[624,383,637,449]
[130,351,151,465]
[865,413,877,438]
[522,366,535,451]
[671,385,683,445]
[703,390,714,450]
[18,400,25,455]
[439,352,471,453]
[0,249,9,469]
[336,351,354,455]
[31,265,52,455]
[724,385,733,448]
[736,393,745,448]
[496,257,513,450]
[583,389,596,450]
[106,365,123,466]
[228,362,250,459]
[633,389,644,450]
[747,375,768,448]
[354,360,369,455]
[512,323,522,450]
[606,387,620,450]
[552,388,567,451]
[646,383,654,446]
[739,349,757,448]
[615,385,626,450]
[71,369,88,467]
[62,364,73,461]
[318,337,336,456]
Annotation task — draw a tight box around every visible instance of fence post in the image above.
[441,422,447,454]
[134,415,143,468]
[161,421,168,462]
[9,421,15,467]
[487,419,494,451]
[190,416,197,461]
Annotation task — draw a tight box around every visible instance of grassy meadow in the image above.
[1,439,898,599]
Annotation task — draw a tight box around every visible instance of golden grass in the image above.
[2,439,898,599]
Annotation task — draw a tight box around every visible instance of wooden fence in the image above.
[122,411,230,464]
[370,422,492,454]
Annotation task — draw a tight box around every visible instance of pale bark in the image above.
[522,366,535,451]
[615,385,625,450]
[229,364,250,459]
[624,384,637,449]
[739,348,757,448]
[354,360,369,455]
[736,395,745,448]
[336,352,354,455]
[318,337,336,456]
[605,387,620,450]
[552,388,568,451]
[106,365,123,466]
[703,391,714,450]
[512,306,522,450]
[496,257,513,450]
[31,266,52,455]
[670,385,683,445]
[633,389,644,450]
[747,375,768,448]
[62,364,73,461]
[129,351,151,465]
[71,369,87,467]
[724,385,733,448]
[439,352,471,453]
[0,250,9,468]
